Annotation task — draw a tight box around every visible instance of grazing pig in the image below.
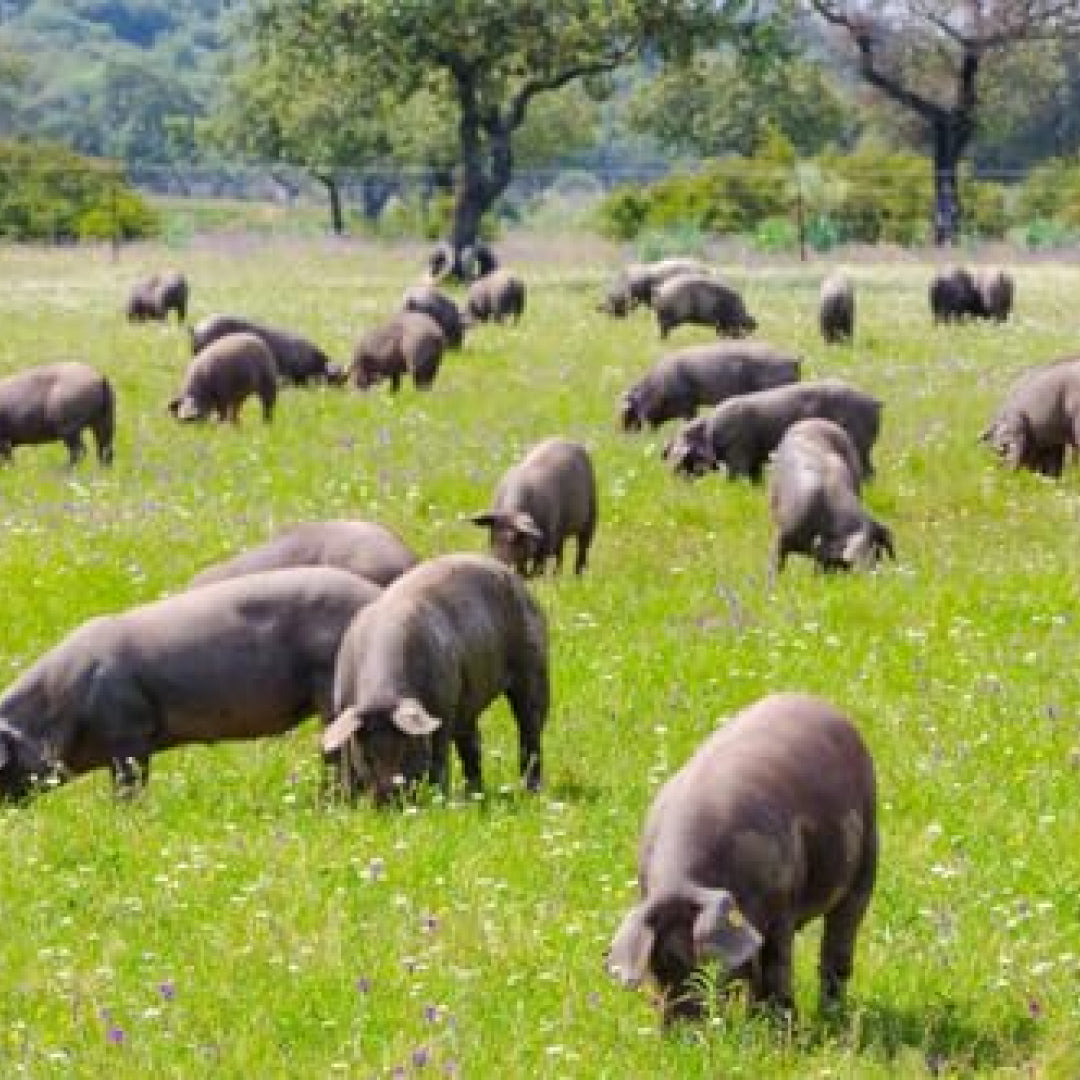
[0,362,114,466]
[189,519,418,589]
[652,274,757,339]
[126,270,188,323]
[466,269,526,324]
[664,379,882,483]
[0,567,382,799]
[769,419,893,575]
[621,342,801,431]
[169,331,278,423]
[975,267,1014,323]
[819,271,855,344]
[980,356,1080,476]
[402,284,464,349]
[606,691,877,1022]
[426,241,497,284]
[323,553,549,804]
[190,314,345,386]
[470,436,598,576]
[598,259,715,316]
[349,312,446,391]
[929,267,982,323]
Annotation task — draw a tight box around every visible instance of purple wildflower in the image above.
[356,976,372,995]
[423,1004,440,1023]
[107,1026,125,1046]
[158,980,176,1002]
[412,1046,430,1069]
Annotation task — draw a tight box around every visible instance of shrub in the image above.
[1012,156,1080,228]
[0,139,159,242]
[592,147,1011,247]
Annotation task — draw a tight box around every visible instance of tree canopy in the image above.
[807,0,1080,241]
[243,0,757,264]
[626,47,857,159]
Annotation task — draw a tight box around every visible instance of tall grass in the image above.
[1,237,1078,1078]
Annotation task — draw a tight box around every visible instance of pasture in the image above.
[1,235,1078,1078]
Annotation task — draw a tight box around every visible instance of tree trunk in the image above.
[440,66,516,279]
[314,172,344,236]
[931,121,963,246]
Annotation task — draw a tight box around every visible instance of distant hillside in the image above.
[0,0,237,161]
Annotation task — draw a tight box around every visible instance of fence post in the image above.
[795,169,807,263]
[110,179,120,263]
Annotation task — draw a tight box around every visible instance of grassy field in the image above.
[1,233,1079,1078]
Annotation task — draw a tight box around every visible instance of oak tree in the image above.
[246,0,753,271]
[808,0,1080,243]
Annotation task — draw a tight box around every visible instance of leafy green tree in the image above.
[0,47,31,136]
[210,44,398,233]
[807,0,1080,244]
[245,0,755,273]
[0,137,159,240]
[626,47,856,158]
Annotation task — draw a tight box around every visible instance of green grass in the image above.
[1,236,1079,1078]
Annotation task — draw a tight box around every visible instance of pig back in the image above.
[0,362,106,441]
[643,692,876,920]
[190,520,417,589]
[496,437,596,538]
[337,554,545,723]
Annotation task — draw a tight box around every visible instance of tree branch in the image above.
[806,0,946,120]
[496,46,635,135]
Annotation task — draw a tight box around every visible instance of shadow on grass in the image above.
[813,995,1038,1074]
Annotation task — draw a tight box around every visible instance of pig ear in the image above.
[468,511,503,529]
[322,707,363,753]
[510,512,543,541]
[391,698,441,737]
[692,889,762,972]
[606,904,654,988]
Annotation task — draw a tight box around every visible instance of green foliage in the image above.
[627,44,857,158]
[242,0,760,248]
[0,138,158,240]
[634,220,709,261]
[1,241,1080,1076]
[595,147,1011,249]
[1011,156,1080,227]
[0,0,229,161]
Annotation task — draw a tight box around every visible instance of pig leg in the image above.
[820,837,877,1005]
[769,535,790,580]
[63,432,86,466]
[552,540,565,575]
[751,927,795,1012]
[574,518,595,575]
[85,672,157,796]
[507,657,548,792]
[453,723,483,793]
[427,724,453,794]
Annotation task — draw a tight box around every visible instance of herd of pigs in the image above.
[0,247,1075,1029]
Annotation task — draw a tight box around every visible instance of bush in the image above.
[593,147,1016,247]
[0,139,160,242]
[1012,156,1080,226]
[635,222,709,262]
[594,186,650,241]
